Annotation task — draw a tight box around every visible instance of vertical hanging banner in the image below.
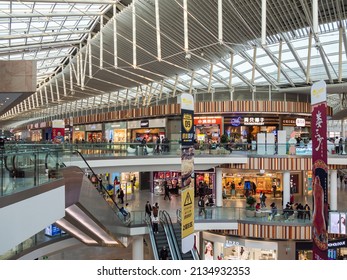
[181,93,195,254]
[52,119,65,144]
[311,80,328,260]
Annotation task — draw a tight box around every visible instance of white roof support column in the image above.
[172,74,178,97]
[44,85,48,105]
[88,33,93,77]
[228,52,234,88]
[107,92,111,111]
[76,50,80,86]
[339,26,343,82]
[62,72,67,96]
[261,0,267,45]
[306,32,312,84]
[159,80,164,100]
[189,71,195,95]
[39,89,43,106]
[277,39,282,82]
[218,0,223,43]
[207,64,213,93]
[113,4,118,68]
[251,46,257,84]
[132,2,137,68]
[69,60,74,93]
[125,89,129,106]
[49,81,54,102]
[183,0,189,52]
[35,92,39,108]
[55,78,60,102]
[100,15,104,69]
[312,0,318,34]
[155,0,161,61]
[116,91,120,107]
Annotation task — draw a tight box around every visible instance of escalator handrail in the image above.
[70,149,133,227]
[159,210,181,260]
[72,150,121,210]
[159,211,178,260]
[145,215,159,260]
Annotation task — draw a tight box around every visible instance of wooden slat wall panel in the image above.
[73,101,317,125]
[215,223,312,240]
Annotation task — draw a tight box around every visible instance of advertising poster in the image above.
[311,80,328,260]
[329,212,346,234]
[52,119,65,143]
[180,93,195,254]
[203,240,214,260]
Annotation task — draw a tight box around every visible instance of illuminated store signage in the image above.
[296,118,306,127]
[244,117,264,126]
[194,117,222,126]
[140,120,149,127]
[230,117,241,127]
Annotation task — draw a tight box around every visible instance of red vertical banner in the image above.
[311,81,328,260]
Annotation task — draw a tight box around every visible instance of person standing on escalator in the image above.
[159,246,168,260]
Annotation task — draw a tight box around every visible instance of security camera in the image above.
[185,52,191,60]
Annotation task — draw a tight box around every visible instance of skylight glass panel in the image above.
[9,38,25,45]
[217,70,230,79]
[32,3,54,13]
[180,74,191,82]
[30,21,47,30]
[234,60,252,73]
[323,42,339,55]
[231,77,244,86]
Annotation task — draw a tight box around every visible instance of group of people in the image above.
[198,195,214,217]
[145,201,160,234]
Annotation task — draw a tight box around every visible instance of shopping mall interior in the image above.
[1,0,347,261]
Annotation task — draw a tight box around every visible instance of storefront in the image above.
[222,171,283,197]
[30,123,42,142]
[195,170,215,197]
[202,232,278,260]
[194,116,222,143]
[127,118,167,144]
[105,122,127,143]
[153,171,181,195]
[112,172,139,198]
[73,125,86,143]
[85,123,103,142]
[224,116,279,144]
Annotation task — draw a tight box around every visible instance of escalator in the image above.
[148,210,200,260]
[146,210,179,260]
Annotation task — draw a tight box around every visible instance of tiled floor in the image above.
[46,184,347,260]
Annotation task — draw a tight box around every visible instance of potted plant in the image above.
[245,196,256,217]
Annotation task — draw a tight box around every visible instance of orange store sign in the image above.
[194,117,222,125]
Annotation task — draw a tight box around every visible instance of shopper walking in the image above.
[152,202,159,217]
[145,201,152,218]
[163,181,171,200]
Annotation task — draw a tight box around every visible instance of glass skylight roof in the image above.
[1,1,347,122]
[0,0,108,84]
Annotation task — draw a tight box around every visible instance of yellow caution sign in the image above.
[181,187,194,239]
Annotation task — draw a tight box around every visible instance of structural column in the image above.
[282,171,290,209]
[215,168,223,207]
[330,170,338,211]
[132,235,144,260]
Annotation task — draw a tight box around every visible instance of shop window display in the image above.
[153,171,181,195]
[222,173,282,197]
